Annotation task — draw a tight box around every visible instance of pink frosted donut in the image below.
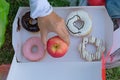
[22,37,45,61]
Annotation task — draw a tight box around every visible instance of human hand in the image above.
[37,11,70,49]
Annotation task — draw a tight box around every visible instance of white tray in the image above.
[7,55,102,80]
[7,6,113,80]
[12,6,113,63]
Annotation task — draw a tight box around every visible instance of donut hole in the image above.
[31,45,38,53]
[29,19,37,25]
[85,43,97,54]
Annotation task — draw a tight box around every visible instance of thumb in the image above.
[40,31,48,49]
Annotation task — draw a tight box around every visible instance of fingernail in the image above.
[44,45,46,50]
[42,42,46,50]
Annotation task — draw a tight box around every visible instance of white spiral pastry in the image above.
[66,10,92,37]
[78,36,105,61]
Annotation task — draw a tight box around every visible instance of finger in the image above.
[62,28,70,45]
[56,28,70,45]
[62,26,69,37]
[40,30,48,49]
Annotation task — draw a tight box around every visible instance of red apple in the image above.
[88,0,105,6]
[47,36,69,58]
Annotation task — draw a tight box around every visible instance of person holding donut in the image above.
[29,0,70,49]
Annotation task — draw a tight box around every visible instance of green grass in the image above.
[107,67,120,80]
[0,0,29,65]
[0,0,120,79]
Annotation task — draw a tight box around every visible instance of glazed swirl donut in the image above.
[22,37,45,61]
[66,10,92,37]
[21,11,40,32]
[78,36,105,61]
